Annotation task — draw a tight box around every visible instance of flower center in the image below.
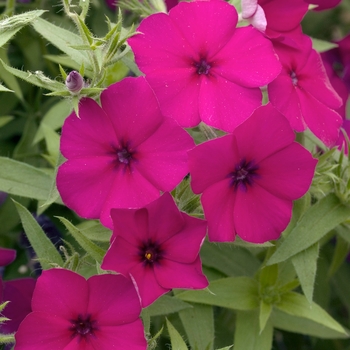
[230,159,259,191]
[140,240,163,266]
[290,71,298,86]
[195,59,211,75]
[117,147,132,165]
[69,314,97,339]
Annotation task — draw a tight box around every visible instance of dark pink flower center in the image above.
[69,314,97,340]
[117,147,133,164]
[195,59,211,75]
[230,159,259,191]
[290,71,298,86]
[139,240,163,266]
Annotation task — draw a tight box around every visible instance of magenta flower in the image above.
[188,104,317,243]
[57,77,194,229]
[128,0,281,132]
[0,278,36,334]
[15,269,146,349]
[102,193,208,307]
[305,0,341,11]
[0,247,16,267]
[268,35,343,147]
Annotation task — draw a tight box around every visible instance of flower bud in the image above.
[65,71,84,94]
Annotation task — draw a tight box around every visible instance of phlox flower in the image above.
[128,0,281,132]
[14,269,146,349]
[0,247,16,267]
[102,192,208,307]
[188,104,317,243]
[57,77,194,229]
[268,35,343,147]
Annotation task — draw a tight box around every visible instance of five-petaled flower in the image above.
[14,269,146,349]
[128,0,281,132]
[57,76,194,229]
[102,192,208,307]
[188,104,318,243]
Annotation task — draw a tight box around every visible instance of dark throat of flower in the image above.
[69,314,98,341]
[139,240,163,266]
[230,159,259,191]
[195,58,211,75]
[290,71,298,86]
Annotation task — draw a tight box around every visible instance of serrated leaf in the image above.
[166,318,188,350]
[0,157,52,200]
[276,292,347,335]
[271,308,349,339]
[31,17,91,69]
[14,200,63,269]
[0,59,65,91]
[57,216,105,263]
[143,295,192,317]
[292,243,319,304]
[179,304,214,350]
[0,10,46,47]
[311,37,338,53]
[176,277,259,310]
[267,194,350,265]
[234,310,273,350]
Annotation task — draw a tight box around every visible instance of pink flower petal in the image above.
[57,156,116,219]
[242,0,259,18]
[234,184,292,243]
[100,77,164,147]
[136,118,194,191]
[0,247,16,267]
[162,214,207,263]
[60,98,118,159]
[154,257,208,289]
[15,312,72,349]
[87,274,141,325]
[249,5,267,32]
[189,135,239,194]
[199,74,262,132]
[234,104,296,163]
[213,26,281,87]
[297,88,342,147]
[201,180,237,242]
[256,143,317,200]
[31,269,88,319]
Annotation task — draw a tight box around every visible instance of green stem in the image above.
[5,0,15,16]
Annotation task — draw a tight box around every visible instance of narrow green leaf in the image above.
[328,233,350,278]
[259,301,272,333]
[267,194,350,265]
[276,292,347,335]
[31,18,91,69]
[42,124,60,162]
[217,347,233,350]
[0,10,46,47]
[0,115,13,127]
[176,277,259,310]
[143,295,192,317]
[0,157,52,200]
[0,82,12,92]
[76,220,112,242]
[14,200,63,269]
[179,304,214,350]
[0,59,65,91]
[271,308,349,339]
[292,243,319,304]
[166,318,188,350]
[311,37,338,52]
[0,301,10,312]
[57,216,105,263]
[44,55,93,78]
[234,310,273,350]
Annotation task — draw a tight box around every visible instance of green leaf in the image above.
[311,37,338,52]
[176,277,259,310]
[267,194,350,265]
[143,295,192,317]
[201,241,261,277]
[0,157,52,200]
[259,301,272,333]
[57,217,105,263]
[292,243,319,304]
[14,200,63,269]
[0,115,13,127]
[179,304,214,350]
[234,310,273,350]
[0,59,65,91]
[0,10,46,47]
[0,82,13,92]
[76,220,112,242]
[271,308,349,339]
[31,17,92,69]
[166,318,188,350]
[276,292,347,335]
